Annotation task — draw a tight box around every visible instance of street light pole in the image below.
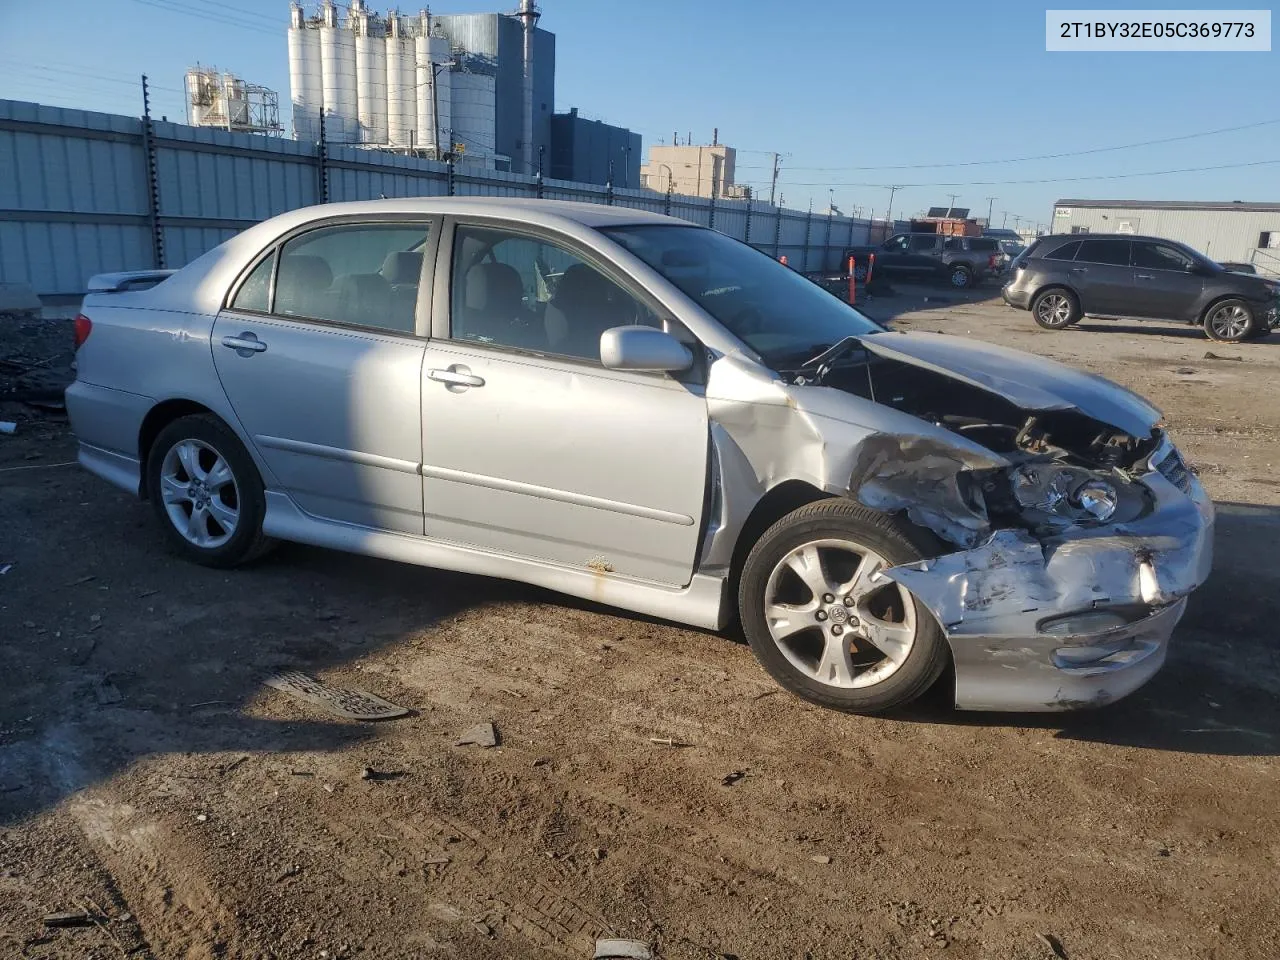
[985,196,997,228]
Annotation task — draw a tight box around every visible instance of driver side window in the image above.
[450,225,660,362]
[882,235,909,253]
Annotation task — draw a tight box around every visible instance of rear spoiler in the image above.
[86,269,177,293]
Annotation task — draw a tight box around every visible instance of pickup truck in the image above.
[844,233,1000,289]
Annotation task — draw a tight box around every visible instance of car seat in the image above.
[543,264,634,360]
[275,255,333,319]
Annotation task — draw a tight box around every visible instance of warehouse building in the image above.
[1051,199,1280,275]
[549,108,641,188]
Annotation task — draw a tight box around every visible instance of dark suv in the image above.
[845,233,998,289]
[1003,234,1279,342]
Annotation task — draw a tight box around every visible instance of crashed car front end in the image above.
[701,331,1214,712]
[884,433,1212,710]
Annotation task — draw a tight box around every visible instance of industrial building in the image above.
[550,108,641,188]
[640,139,745,199]
[184,67,282,136]
[1051,199,1280,275]
[287,0,553,172]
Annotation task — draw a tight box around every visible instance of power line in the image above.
[125,0,279,36]
[777,158,1280,189]
[734,118,1280,172]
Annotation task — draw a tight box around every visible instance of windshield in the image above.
[602,224,883,366]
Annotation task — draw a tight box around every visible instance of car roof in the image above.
[305,196,685,229]
[1041,233,1191,245]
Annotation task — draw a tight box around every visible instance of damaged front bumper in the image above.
[884,450,1214,711]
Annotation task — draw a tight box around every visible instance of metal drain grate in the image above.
[263,670,410,721]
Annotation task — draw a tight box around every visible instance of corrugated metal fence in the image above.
[0,99,880,297]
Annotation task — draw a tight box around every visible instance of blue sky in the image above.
[2,0,1276,226]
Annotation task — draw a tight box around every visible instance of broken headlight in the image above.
[996,464,1148,529]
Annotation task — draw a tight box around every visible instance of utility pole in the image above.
[769,153,780,207]
[885,185,900,225]
[985,196,997,228]
[945,193,959,218]
[1002,211,1008,228]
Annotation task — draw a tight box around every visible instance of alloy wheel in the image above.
[159,438,240,548]
[763,539,917,689]
[1209,304,1251,340]
[1037,293,1072,326]
[951,267,970,288]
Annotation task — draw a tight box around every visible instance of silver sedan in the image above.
[66,198,1213,713]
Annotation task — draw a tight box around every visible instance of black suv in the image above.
[845,233,999,289]
[1003,234,1279,342]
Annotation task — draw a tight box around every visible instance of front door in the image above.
[212,219,434,534]
[876,235,913,275]
[1070,237,1134,315]
[419,221,709,587]
[1130,240,1205,321]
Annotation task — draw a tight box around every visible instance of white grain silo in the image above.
[450,69,496,159]
[319,0,357,143]
[414,21,452,153]
[352,1,388,145]
[287,3,322,142]
[385,13,416,149]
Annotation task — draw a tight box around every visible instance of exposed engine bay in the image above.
[783,346,1168,545]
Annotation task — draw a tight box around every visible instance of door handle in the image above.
[1070,267,1088,273]
[428,367,485,388]
[1135,273,1154,279]
[221,333,267,354]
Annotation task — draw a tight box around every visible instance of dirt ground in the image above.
[2,288,1279,960]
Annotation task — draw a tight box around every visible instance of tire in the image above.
[1202,299,1255,342]
[947,264,973,289]
[1031,287,1080,330]
[738,499,949,714]
[145,413,273,568]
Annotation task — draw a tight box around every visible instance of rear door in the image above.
[417,219,710,587]
[1130,240,1204,321]
[1071,237,1134,315]
[908,234,943,276]
[212,218,435,534]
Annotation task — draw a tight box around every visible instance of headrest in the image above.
[381,251,423,285]
[464,262,523,313]
[277,255,333,290]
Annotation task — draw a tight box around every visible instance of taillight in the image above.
[989,254,997,269]
[74,313,92,349]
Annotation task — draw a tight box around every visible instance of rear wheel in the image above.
[738,500,949,714]
[1031,288,1080,330]
[145,414,272,568]
[948,264,973,289]
[1203,299,1255,342]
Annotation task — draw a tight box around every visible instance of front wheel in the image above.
[738,500,949,714]
[948,264,973,289]
[1203,299,1255,342]
[145,414,273,568]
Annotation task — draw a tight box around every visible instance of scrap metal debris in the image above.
[263,670,410,721]
[454,722,499,748]
[720,770,746,787]
[43,911,95,928]
[594,939,654,960]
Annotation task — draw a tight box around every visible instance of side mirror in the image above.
[600,326,693,373]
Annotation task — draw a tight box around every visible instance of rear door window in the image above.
[1076,238,1132,266]
[908,235,939,252]
[273,222,431,333]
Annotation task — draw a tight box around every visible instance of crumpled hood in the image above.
[859,331,1162,438]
